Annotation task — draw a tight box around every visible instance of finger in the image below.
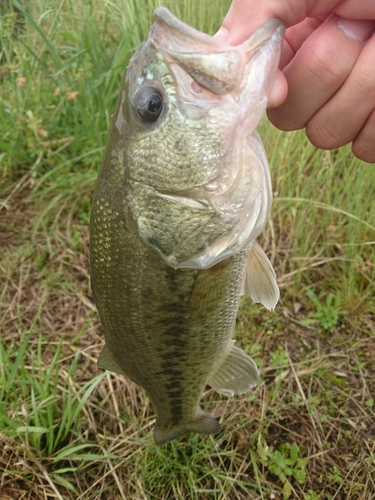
[352,109,375,163]
[219,0,343,45]
[334,0,375,19]
[267,15,375,131]
[277,18,326,71]
[306,31,375,151]
[267,70,288,108]
[284,17,325,60]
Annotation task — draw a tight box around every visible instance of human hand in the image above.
[216,1,375,163]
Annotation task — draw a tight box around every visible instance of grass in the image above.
[1,0,374,498]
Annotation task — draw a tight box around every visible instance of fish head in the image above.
[112,7,284,269]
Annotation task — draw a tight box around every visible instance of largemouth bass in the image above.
[90,7,284,445]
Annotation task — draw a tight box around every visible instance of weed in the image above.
[327,466,343,486]
[303,290,345,332]
[271,346,289,368]
[304,491,322,500]
[0,330,106,456]
[257,436,307,499]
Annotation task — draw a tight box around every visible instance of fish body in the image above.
[90,8,284,445]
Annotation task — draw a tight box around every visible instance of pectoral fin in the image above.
[243,242,279,310]
[209,340,259,397]
[97,344,126,376]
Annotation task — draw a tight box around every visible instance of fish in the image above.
[90,7,284,445]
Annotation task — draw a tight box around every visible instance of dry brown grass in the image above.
[1,178,374,500]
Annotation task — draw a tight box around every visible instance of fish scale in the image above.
[126,112,224,190]
[90,7,283,444]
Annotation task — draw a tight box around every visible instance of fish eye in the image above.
[135,87,163,122]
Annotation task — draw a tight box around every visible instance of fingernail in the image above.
[214,27,229,42]
[337,18,374,43]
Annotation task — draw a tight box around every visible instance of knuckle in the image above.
[352,69,375,96]
[267,107,302,132]
[305,42,348,86]
[352,141,375,163]
[306,116,342,150]
[352,111,375,163]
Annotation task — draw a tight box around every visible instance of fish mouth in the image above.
[150,7,285,97]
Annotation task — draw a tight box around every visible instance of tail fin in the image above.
[154,412,221,445]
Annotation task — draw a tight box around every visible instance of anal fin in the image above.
[97,344,126,376]
[209,340,259,397]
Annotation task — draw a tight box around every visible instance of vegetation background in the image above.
[0,0,374,498]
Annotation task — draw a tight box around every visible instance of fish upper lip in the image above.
[153,7,284,53]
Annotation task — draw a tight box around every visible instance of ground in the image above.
[1,175,374,499]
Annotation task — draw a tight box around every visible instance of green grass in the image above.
[1,0,375,499]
